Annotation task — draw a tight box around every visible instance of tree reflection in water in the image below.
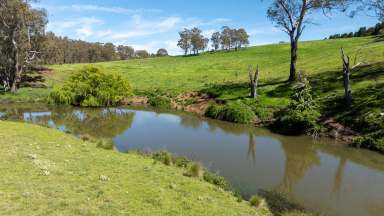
[277,139,321,195]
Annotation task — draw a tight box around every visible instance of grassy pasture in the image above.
[0,121,265,215]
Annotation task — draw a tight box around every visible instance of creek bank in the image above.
[122,92,358,144]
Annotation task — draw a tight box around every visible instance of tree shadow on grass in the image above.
[372,34,384,43]
[311,62,384,132]
[258,190,309,216]
[19,66,49,88]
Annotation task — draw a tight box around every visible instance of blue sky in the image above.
[32,0,379,55]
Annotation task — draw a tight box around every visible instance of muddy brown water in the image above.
[1,104,383,216]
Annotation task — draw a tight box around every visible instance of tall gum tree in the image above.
[267,0,350,81]
[0,0,47,92]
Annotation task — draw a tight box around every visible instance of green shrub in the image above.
[148,95,172,109]
[187,163,203,178]
[274,76,320,134]
[205,104,223,119]
[79,134,92,142]
[352,130,384,153]
[203,172,232,191]
[275,109,320,135]
[172,155,192,168]
[152,151,174,166]
[249,195,262,207]
[96,139,114,150]
[243,99,274,122]
[205,101,255,124]
[50,66,133,107]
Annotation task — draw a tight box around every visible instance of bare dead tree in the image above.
[341,48,352,105]
[248,65,260,98]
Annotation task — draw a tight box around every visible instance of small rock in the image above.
[169,183,177,189]
[22,192,31,197]
[27,154,37,160]
[41,170,50,176]
[99,175,109,181]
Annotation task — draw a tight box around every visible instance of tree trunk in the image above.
[10,38,20,93]
[249,65,260,99]
[250,83,256,98]
[289,40,298,82]
[341,48,352,105]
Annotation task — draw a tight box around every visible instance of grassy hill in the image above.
[0,121,265,215]
[49,37,384,94]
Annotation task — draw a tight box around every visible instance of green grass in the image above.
[47,37,384,95]
[0,121,268,215]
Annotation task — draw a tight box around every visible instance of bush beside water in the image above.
[273,76,320,135]
[50,66,133,107]
[148,94,172,109]
[352,130,384,153]
[205,101,256,124]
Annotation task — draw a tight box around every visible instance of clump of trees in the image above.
[157,48,168,56]
[177,28,209,55]
[215,26,250,51]
[42,32,144,64]
[134,50,150,59]
[0,0,47,92]
[177,26,250,55]
[328,22,384,39]
[49,66,133,107]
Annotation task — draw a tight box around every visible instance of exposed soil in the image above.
[173,92,213,115]
[320,117,357,143]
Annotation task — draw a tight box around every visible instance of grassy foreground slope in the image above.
[0,121,262,215]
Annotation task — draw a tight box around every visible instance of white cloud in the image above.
[65,4,162,15]
[107,15,182,40]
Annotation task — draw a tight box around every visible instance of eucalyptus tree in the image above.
[0,0,47,92]
[177,29,192,56]
[211,31,221,51]
[156,48,168,56]
[267,0,351,81]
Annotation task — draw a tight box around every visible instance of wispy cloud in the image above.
[108,15,182,39]
[63,4,162,15]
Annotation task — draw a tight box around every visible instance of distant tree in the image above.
[102,43,116,61]
[0,0,47,92]
[236,28,250,49]
[267,0,350,81]
[220,26,232,50]
[177,29,192,56]
[203,37,209,52]
[211,31,221,51]
[156,48,168,56]
[190,27,207,55]
[135,50,149,58]
[117,45,135,60]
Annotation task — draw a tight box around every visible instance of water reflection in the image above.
[1,104,383,216]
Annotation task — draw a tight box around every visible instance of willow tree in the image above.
[267,0,350,81]
[0,0,47,92]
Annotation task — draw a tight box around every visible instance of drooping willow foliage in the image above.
[49,66,133,107]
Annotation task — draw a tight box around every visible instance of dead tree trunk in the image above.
[248,65,260,98]
[289,40,298,82]
[341,48,352,105]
